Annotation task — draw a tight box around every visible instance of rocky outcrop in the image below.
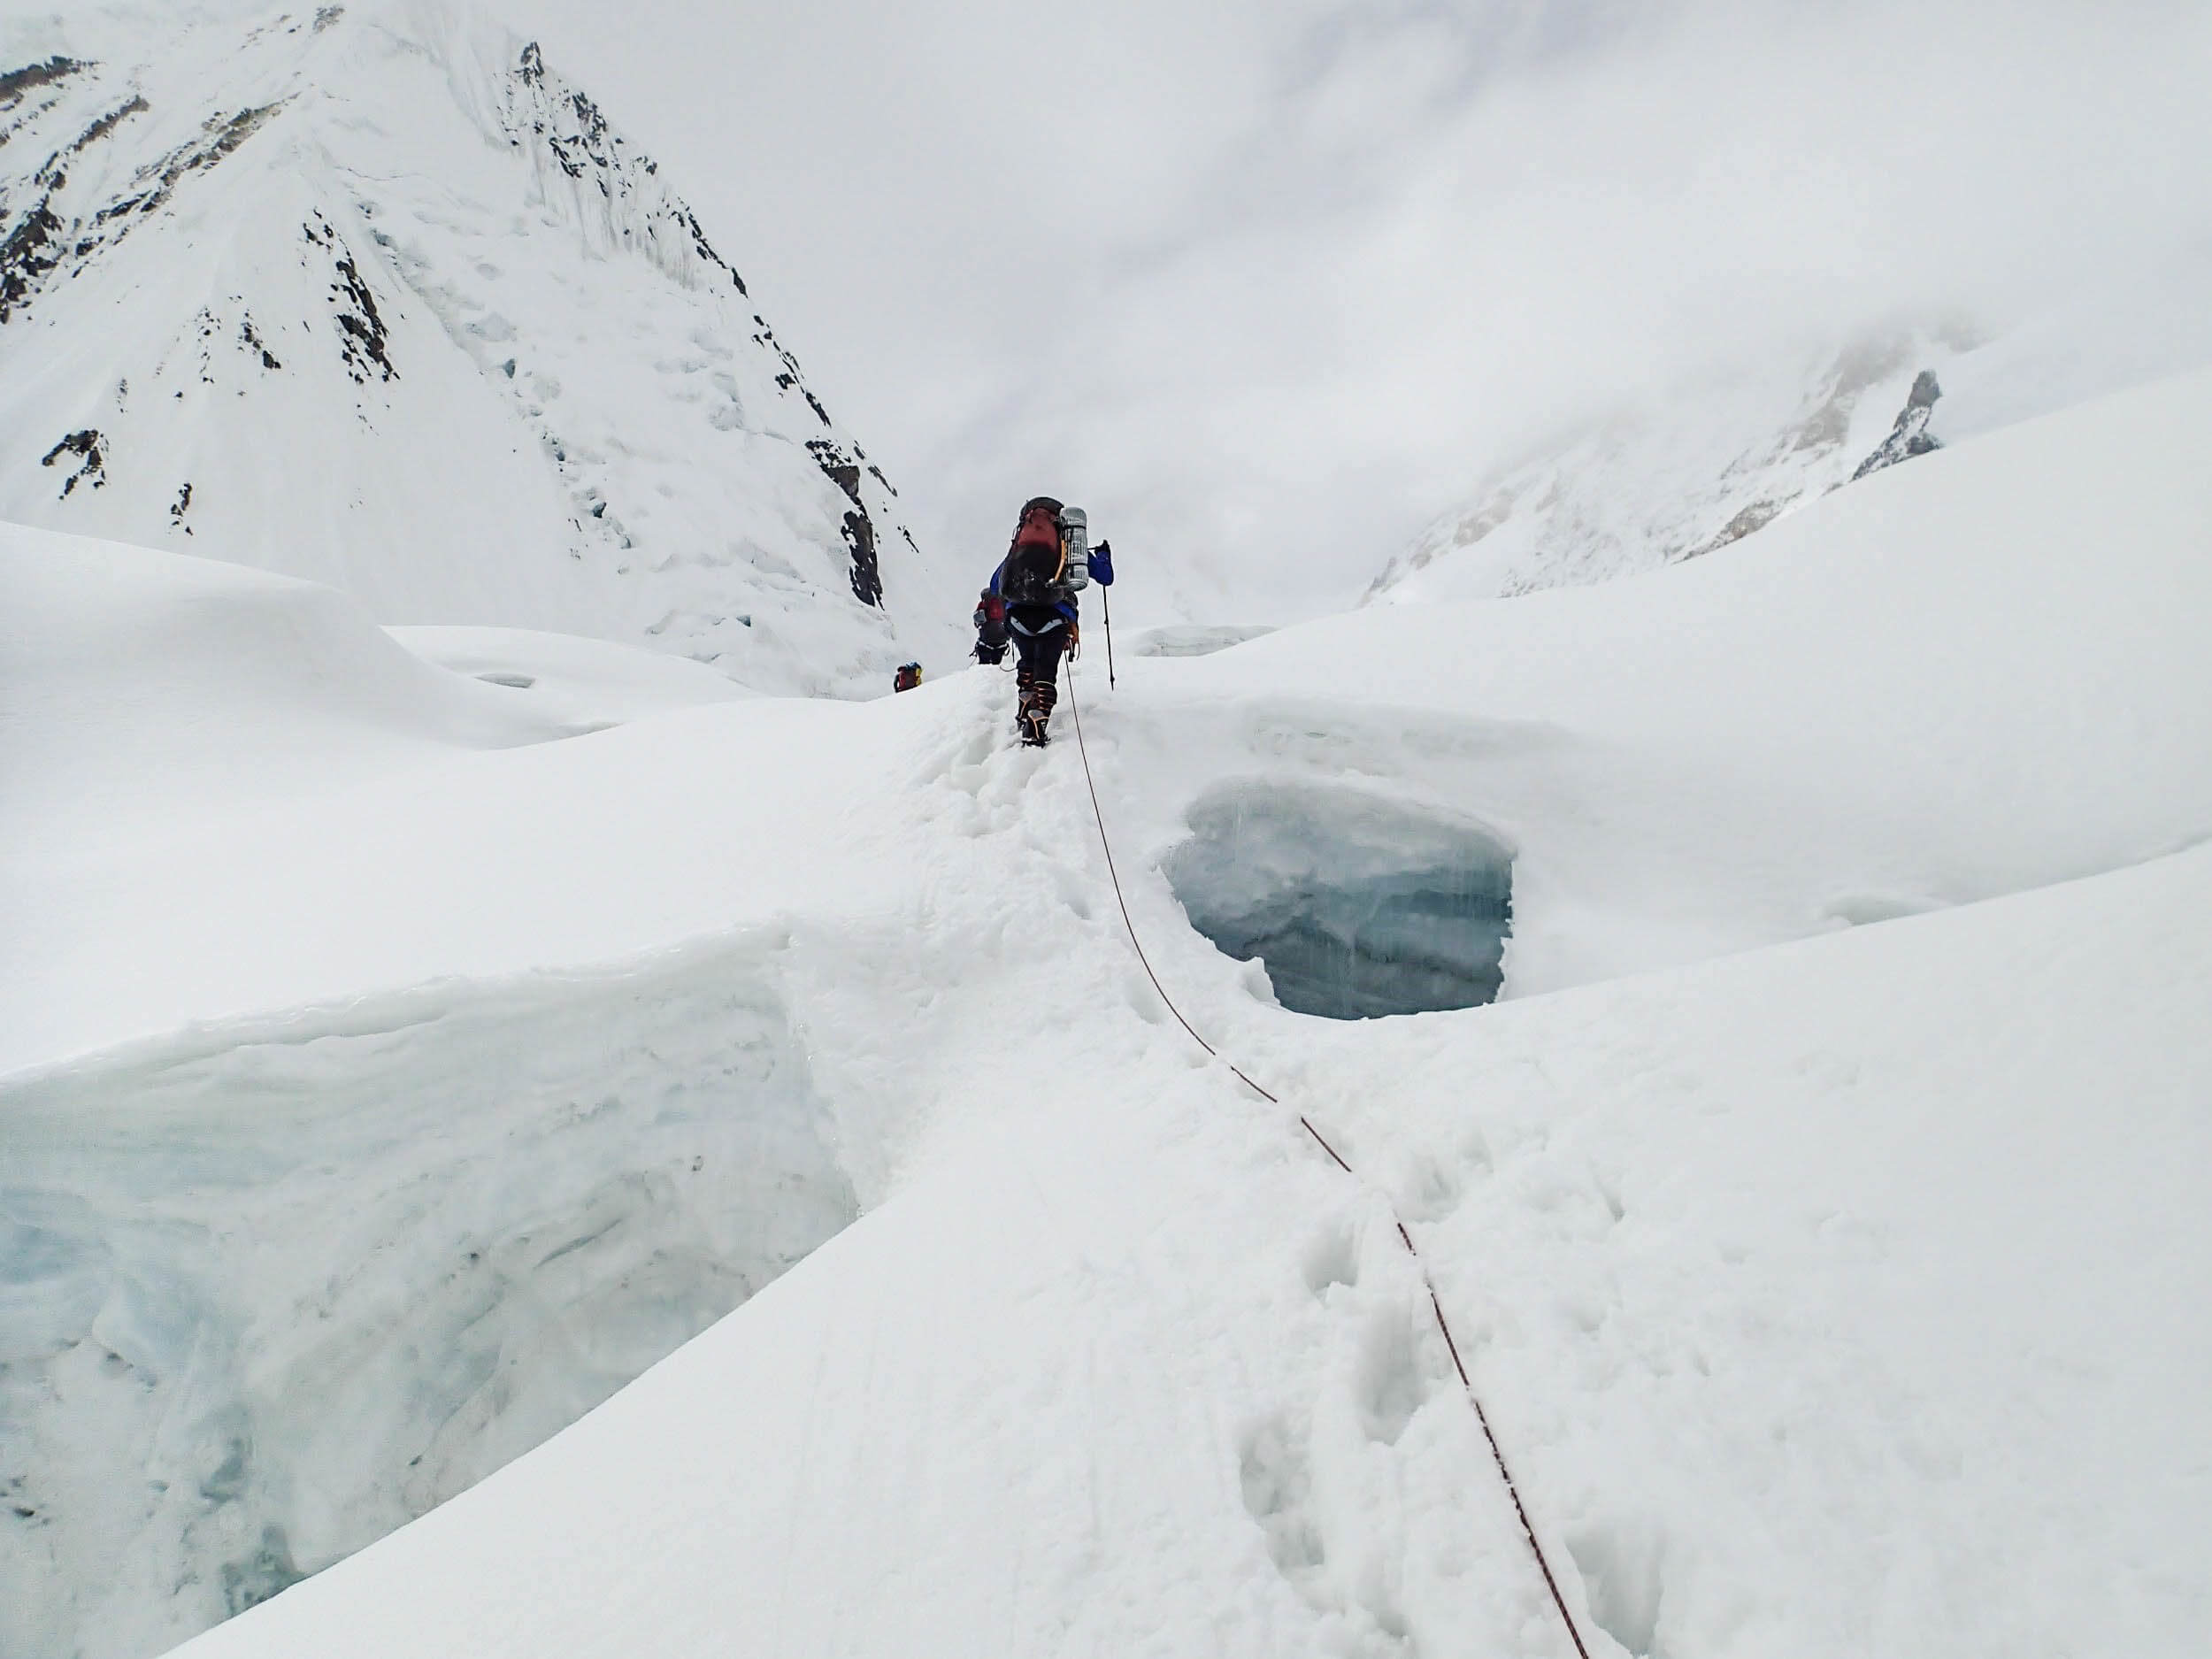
[37,427,104,495]
[1686,497,1783,559]
[1851,370,1944,480]
[808,438,883,605]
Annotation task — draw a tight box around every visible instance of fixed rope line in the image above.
[1062,669,1594,1659]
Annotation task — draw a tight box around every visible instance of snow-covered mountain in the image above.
[0,0,956,695]
[7,365,2211,1657]
[1371,270,2212,606]
[1368,329,1964,603]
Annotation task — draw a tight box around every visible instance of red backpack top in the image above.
[1012,503,1062,557]
[1002,498,1068,604]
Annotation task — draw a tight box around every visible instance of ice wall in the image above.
[1164,783,1513,1019]
[0,947,855,1659]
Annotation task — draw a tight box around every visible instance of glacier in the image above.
[5,364,2211,1657]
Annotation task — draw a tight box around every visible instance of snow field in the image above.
[5,363,2211,1655]
[384,626,759,726]
[167,833,2212,1659]
[1283,840,2212,1657]
[1200,367,2212,995]
[1,532,578,867]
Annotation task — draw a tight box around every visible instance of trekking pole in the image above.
[1102,585,1118,688]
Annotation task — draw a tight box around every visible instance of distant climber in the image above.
[972,496,1113,746]
[893,662,923,693]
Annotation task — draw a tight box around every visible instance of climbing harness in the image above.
[1063,669,1595,1659]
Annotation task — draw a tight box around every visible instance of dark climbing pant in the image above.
[1010,605,1068,742]
[1009,605,1068,687]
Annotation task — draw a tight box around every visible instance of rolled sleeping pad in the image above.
[1060,506,1090,590]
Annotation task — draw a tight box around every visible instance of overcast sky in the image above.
[15,0,2202,620]
[504,0,2212,620]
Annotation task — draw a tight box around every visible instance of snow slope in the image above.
[0,0,957,695]
[6,366,2211,1655]
[170,837,2212,1659]
[386,625,758,725]
[26,363,2200,1066]
[3,529,579,864]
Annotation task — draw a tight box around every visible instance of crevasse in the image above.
[1164,783,1513,1019]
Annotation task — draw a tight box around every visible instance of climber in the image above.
[972,495,1112,746]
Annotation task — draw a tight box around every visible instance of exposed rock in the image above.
[1686,498,1784,559]
[74,94,149,151]
[808,437,886,606]
[40,427,105,495]
[512,42,747,296]
[3,101,283,324]
[0,196,64,320]
[841,508,881,606]
[807,436,864,509]
[0,57,85,110]
[239,314,280,371]
[327,242,396,380]
[1851,370,1943,480]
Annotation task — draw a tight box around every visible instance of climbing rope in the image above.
[1063,670,1595,1659]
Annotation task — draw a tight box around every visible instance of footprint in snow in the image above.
[1300,1214,1362,1301]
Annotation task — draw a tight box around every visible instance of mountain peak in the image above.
[0,1,952,695]
[1365,330,1963,606]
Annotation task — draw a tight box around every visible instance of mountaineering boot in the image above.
[1013,664,1034,741]
[1017,680,1057,747]
[1018,680,1057,748]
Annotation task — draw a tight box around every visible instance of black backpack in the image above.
[999,497,1067,606]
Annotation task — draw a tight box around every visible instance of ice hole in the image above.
[1164,784,1513,1019]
